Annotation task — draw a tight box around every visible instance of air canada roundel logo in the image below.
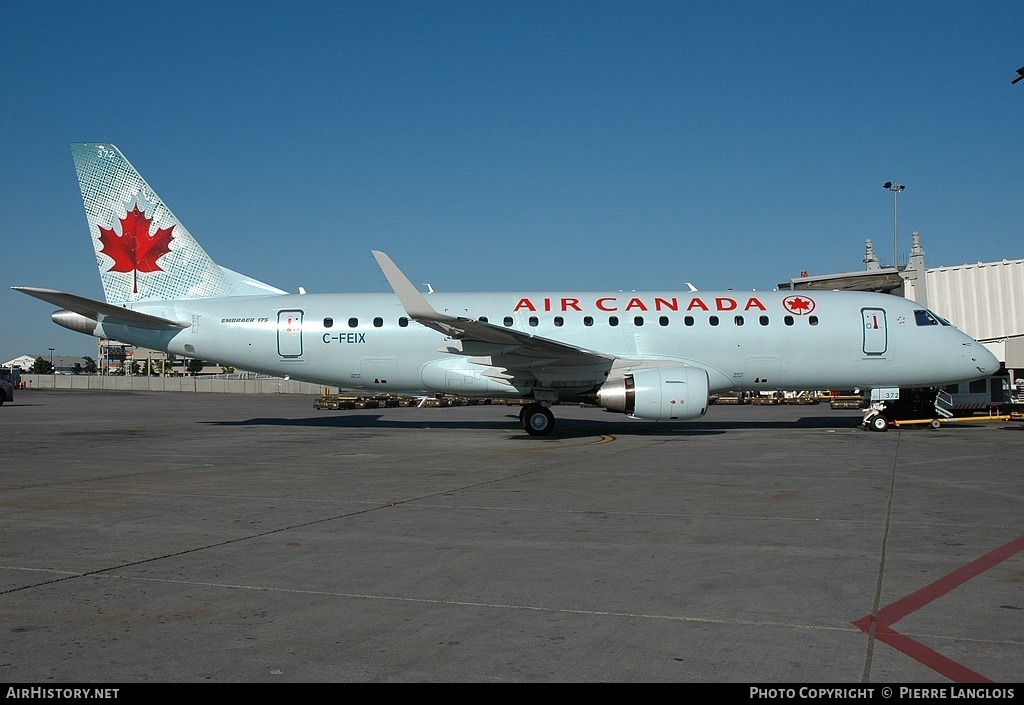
[782,295,816,316]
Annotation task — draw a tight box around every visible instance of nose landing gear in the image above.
[864,410,890,432]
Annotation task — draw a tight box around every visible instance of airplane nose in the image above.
[966,342,1000,377]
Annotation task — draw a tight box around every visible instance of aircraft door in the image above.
[277,310,303,358]
[862,308,887,355]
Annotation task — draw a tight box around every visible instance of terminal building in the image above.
[779,232,1024,387]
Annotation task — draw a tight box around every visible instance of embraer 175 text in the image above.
[15,144,999,435]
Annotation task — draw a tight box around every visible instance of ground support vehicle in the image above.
[862,386,1023,431]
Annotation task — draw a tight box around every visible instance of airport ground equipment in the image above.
[862,386,1024,431]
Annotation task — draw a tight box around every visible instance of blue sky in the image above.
[2,1,1022,362]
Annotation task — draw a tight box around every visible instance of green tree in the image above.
[82,357,97,374]
[30,356,54,374]
[185,358,204,376]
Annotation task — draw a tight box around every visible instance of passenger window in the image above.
[784,316,794,326]
[609,316,619,327]
[478,316,488,323]
[554,316,564,327]
[734,316,744,326]
[759,316,769,326]
[528,316,539,327]
[634,316,644,327]
[584,316,594,327]
[684,316,694,327]
[659,316,669,327]
[323,317,334,328]
[399,317,409,328]
[808,316,818,326]
[373,317,383,328]
[503,316,513,327]
[709,316,719,326]
[348,317,358,328]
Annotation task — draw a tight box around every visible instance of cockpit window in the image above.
[914,310,940,326]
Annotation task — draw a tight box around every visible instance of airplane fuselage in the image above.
[103,288,991,400]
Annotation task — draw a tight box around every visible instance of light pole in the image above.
[48,347,55,373]
[883,182,905,269]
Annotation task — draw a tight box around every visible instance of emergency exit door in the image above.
[862,308,887,355]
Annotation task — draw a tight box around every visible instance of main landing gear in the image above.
[520,403,555,436]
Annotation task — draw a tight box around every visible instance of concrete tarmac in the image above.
[1,390,1021,683]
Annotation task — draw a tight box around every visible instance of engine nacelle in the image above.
[596,365,709,421]
[52,309,100,336]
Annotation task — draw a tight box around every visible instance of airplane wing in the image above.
[371,251,612,369]
[12,287,189,330]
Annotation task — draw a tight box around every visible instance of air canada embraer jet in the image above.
[15,143,999,435]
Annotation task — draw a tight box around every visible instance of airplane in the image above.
[14,143,1000,435]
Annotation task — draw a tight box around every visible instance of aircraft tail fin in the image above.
[72,143,285,304]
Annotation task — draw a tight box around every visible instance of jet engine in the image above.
[596,365,709,421]
[52,309,100,336]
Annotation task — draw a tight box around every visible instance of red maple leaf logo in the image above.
[97,205,175,293]
[783,295,816,315]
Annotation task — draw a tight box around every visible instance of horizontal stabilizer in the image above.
[12,287,189,330]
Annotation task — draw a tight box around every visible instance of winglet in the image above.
[371,251,440,319]
[369,251,612,367]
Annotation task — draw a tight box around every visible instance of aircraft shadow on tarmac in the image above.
[205,412,866,439]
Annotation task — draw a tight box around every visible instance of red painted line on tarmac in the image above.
[875,535,1024,628]
[854,534,1024,683]
[874,628,990,683]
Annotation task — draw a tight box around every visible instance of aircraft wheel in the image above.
[930,419,941,429]
[869,414,889,432]
[522,405,555,436]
